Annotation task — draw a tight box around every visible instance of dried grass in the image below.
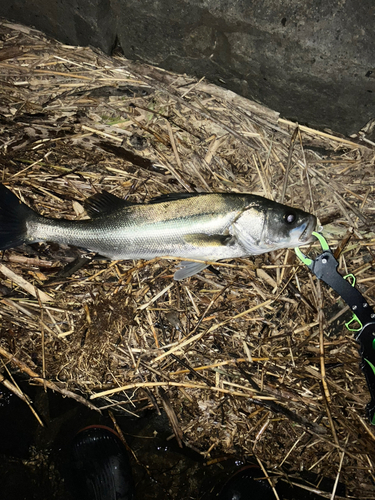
[1,19,375,498]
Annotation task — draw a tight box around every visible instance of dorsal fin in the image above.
[84,191,136,218]
[149,192,204,204]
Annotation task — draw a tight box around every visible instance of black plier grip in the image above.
[295,232,375,424]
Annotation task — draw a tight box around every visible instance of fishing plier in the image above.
[295,232,375,424]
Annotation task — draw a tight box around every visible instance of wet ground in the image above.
[0,380,346,500]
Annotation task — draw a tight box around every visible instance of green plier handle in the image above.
[295,232,375,424]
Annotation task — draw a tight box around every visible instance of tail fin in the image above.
[0,184,36,250]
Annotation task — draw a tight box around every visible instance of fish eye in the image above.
[284,211,296,224]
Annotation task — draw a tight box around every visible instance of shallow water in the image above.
[0,380,345,499]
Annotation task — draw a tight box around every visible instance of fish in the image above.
[0,184,317,280]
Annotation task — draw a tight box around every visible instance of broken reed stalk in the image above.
[0,346,100,413]
[90,380,277,400]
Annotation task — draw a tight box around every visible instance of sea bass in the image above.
[0,184,316,280]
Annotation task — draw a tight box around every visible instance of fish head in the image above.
[261,203,317,251]
[233,199,317,255]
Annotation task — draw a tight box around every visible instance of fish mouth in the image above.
[298,216,317,242]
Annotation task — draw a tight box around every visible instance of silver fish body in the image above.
[0,185,316,279]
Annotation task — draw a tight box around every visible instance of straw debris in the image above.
[0,19,375,497]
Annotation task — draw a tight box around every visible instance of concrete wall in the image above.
[1,0,374,135]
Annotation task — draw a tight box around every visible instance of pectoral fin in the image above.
[174,234,235,279]
[173,260,210,280]
[183,233,234,247]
